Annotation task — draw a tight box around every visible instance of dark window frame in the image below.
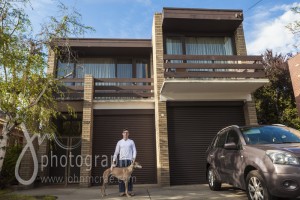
[56,56,150,79]
[54,113,83,137]
[163,33,237,55]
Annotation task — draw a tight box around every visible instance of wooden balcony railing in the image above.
[57,78,154,100]
[58,78,84,99]
[163,55,266,79]
[94,78,154,99]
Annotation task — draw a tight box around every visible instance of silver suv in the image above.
[206,125,300,200]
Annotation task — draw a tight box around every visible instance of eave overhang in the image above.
[53,38,152,57]
[162,7,243,33]
[160,79,269,101]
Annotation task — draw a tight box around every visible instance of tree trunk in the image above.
[0,123,9,173]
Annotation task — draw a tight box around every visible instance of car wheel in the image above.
[246,170,275,200]
[207,166,222,191]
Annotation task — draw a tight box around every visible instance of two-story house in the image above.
[20,7,268,187]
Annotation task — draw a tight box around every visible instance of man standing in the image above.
[112,128,137,196]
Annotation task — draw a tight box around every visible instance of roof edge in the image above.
[163,7,243,13]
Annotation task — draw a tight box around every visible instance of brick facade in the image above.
[79,75,94,187]
[152,13,170,186]
[234,24,247,56]
[19,135,38,187]
[288,54,300,116]
[234,23,258,125]
[47,49,56,75]
[244,100,258,125]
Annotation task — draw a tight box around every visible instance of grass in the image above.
[0,189,56,200]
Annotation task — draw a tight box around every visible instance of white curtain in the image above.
[166,38,183,64]
[77,58,115,79]
[224,37,233,55]
[136,61,147,78]
[136,61,148,86]
[117,63,132,86]
[185,37,233,72]
[77,58,115,88]
[117,64,132,78]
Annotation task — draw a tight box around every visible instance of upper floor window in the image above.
[166,36,234,56]
[165,36,234,72]
[56,57,149,79]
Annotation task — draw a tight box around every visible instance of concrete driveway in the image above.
[12,184,300,200]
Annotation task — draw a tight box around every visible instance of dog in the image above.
[101,161,142,198]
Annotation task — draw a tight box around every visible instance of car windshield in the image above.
[240,126,300,145]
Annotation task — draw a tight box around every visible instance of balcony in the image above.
[161,54,269,101]
[57,78,154,100]
[94,78,154,99]
[58,78,84,100]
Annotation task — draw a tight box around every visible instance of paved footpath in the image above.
[13,184,300,200]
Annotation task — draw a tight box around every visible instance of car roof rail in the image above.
[272,124,286,127]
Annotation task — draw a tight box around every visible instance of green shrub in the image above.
[0,145,22,188]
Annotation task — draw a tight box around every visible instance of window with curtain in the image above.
[165,36,234,72]
[57,61,75,86]
[57,61,74,77]
[136,60,149,85]
[136,61,148,78]
[57,57,149,81]
[166,38,183,64]
[57,57,150,99]
[77,58,115,78]
[166,36,233,55]
[185,37,233,56]
[117,59,132,78]
[117,59,132,86]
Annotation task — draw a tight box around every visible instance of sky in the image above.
[24,0,300,55]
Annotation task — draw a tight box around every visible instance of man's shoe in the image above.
[119,193,125,197]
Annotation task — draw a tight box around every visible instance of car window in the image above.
[215,131,227,148]
[226,130,240,145]
[241,126,300,144]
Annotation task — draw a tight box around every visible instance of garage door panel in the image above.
[92,110,156,185]
[167,102,245,185]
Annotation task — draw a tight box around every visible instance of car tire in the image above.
[207,166,222,191]
[246,170,275,200]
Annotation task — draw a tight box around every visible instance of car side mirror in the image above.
[224,142,238,150]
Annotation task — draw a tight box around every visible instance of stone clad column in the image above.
[244,100,258,125]
[79,74,94,187]
[152,13,170,186]
[47,49,57,75]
